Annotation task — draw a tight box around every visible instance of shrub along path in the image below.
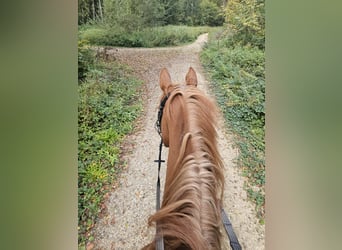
[91,34,265,250]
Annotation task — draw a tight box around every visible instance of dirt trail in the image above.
[92,34,265,250]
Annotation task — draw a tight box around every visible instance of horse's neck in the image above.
[164,94,192,189]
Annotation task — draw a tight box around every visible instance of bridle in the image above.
[155,94,169,137]
[153,91,242,250]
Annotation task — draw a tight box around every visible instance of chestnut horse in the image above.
[143,67,225,250]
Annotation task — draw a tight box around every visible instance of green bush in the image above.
[78,25,215,47]
[78,59,143,247]
[201,31,265,220]
[78,40,95,81]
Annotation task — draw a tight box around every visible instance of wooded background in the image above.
[79,0,226,27]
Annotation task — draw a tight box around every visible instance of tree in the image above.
[79,0,104,24]
[161,0,184,25]
[131,0,165,27]
[104,0,136,31]
[226,0,265,49]
[199,0,225,26]
[210,0,227,7]
[80,0,227,28]
[104,0,165,31]
[182,0,200,25]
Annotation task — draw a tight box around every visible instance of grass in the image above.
[79,24,220,47]
[78,50,143,248]
[201,28,265,222]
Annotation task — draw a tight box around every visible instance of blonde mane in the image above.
[143,68,225,250]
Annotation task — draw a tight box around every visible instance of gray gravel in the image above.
[91,34,265,250]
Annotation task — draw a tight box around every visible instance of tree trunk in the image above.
[92,0,96,20]
[98,0,103,21]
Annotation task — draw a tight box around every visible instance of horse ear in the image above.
[160,68,172,94]
[185,67,198,87]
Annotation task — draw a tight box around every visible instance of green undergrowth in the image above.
[79,24,218,47]
[78,44,143,247]
[201,30,265,222]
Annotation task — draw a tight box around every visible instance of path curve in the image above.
[92,34,265,250]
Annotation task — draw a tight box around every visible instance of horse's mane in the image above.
[147,85,225,250]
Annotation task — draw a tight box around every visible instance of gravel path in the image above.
[92,34,265,250]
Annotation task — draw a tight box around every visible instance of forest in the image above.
[78,0,265,248]
[79,0,226,27]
